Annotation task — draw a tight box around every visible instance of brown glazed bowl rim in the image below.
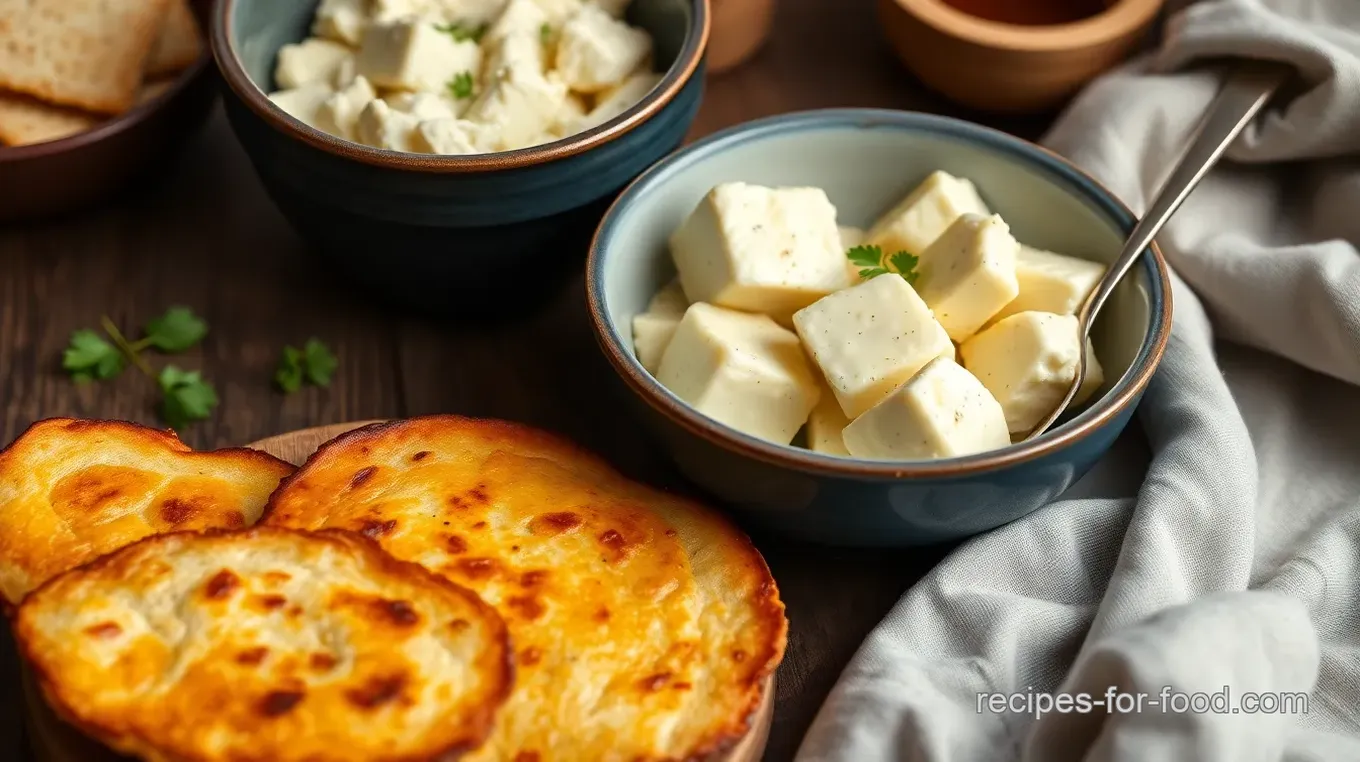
[0,54,213,165]
[585,109,1174,481]
[209,0,711,174]
[890,0,1164,52]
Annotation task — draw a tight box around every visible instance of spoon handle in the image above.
[1078,60,1290,329]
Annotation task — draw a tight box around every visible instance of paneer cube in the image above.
[656,303,820,445]
[275,39,356,90]
[550,93,589,136]
[268,83,334,129]
[357,20,482,92]
[484,31,548,80]
[916,212,1020,342]
[631,279,688,373]
[792,274,954,419]
[428,0,511,25]
[990,244,1107,323]
[574,70,659,131]
[531,0,585,23]
[462,66,568,149]
[485,0,550,43]
[316,75,378,140]
[865,170,990,259]
[807,384,852,457]
[410,118,495,154]
[669,182,850,324]
[355,99,422,151]
[313,0,367,46]
[385,91,462,120]
[555,4,652,92]
[959,311,1099,434]
[842,357,1010,460]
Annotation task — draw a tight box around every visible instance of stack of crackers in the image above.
[0,0,205,148]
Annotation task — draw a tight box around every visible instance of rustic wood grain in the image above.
[0,1,1065,758]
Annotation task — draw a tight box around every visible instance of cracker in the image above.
[0,0,171,115]
[0,90,98,146]
[146,0,203,77]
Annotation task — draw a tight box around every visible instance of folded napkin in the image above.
[795,1,1360,760]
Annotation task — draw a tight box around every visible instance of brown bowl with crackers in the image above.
[0,0,216,222]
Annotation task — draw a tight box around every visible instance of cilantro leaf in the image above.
[142,307,208,353]
[857,267,889,280]
[302,339,339,387]
[158,365,218,429]
[846,244,884,269]
[889,251,921,285]
[447,71,475,99]
[63,329,124,382]
[539,21,552,43]
[274,346,304,393]
[433,21,486,42]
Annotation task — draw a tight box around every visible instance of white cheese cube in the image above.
[372,0,437,23]
[670,182,850,325]
[486,0,550,43]
[842,357,1010,460]
[991,245,1107,323]
[333,56,360,87]
[531,0,585,23]
[1074,338,1105,407]
[555,4,652,92]
[960,311,1093,434]
[865,170,991,259]
[276,39,355,90]
[549,93,589,136]
[385,91,463,120]
[792,274,954,419]
[807,384,852,457]
[313,0,367,46]
[355,99,422,152]
[656,303,820,445]
[575,70,659,131]
[410,118,495,154]
[268,83,334,129]
[315,75,377,140]
[484,31,548,80]
[591,0,630,16]
[429,0,511,25]
[357,20,482,92]
[916,212,1020,343]
[630,280,689,373]
[463,67,567,149]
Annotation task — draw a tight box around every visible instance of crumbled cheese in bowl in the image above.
[266,0,661,155]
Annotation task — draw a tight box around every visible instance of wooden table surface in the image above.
[0,1,1061,758]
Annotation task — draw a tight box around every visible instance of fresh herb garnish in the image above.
[447,70,475,99]
[140,306,208,353]
[275,338,338,393]
[433,21,487,42]
[62,330,124,383]
[846,244,920,285]
[539,21,552,43]
[158,365,219,429]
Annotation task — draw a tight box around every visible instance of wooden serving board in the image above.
[22,421,775,762]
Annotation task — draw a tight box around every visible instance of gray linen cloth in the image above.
[795,1,1360,760]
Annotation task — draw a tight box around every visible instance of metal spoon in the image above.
[1023,60,1292,441]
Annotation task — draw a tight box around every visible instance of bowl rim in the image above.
[890,0,1163,52]
[586,108,1173,480]
[0,53,213,164]
[209,0,711,174]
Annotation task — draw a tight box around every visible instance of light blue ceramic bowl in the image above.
[587,109,1172,546]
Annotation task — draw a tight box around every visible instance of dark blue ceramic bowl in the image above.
[210,0,708,317]
[587,109,1172,546]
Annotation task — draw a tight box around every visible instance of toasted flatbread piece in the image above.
[0,90,97,145]
[0,0,170,115]
[0,418,294,606]
[264,416,787,761]
[146,0,203,78]
[16,526,513,762]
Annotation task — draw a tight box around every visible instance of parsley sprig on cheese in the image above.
[447,71,475,99]
[847,244,921,285]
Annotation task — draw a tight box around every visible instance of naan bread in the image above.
[263,416,787,762]
[0,418,293,607]
[15,526,513,762]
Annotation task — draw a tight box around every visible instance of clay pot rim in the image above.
[892,0,1163,52]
